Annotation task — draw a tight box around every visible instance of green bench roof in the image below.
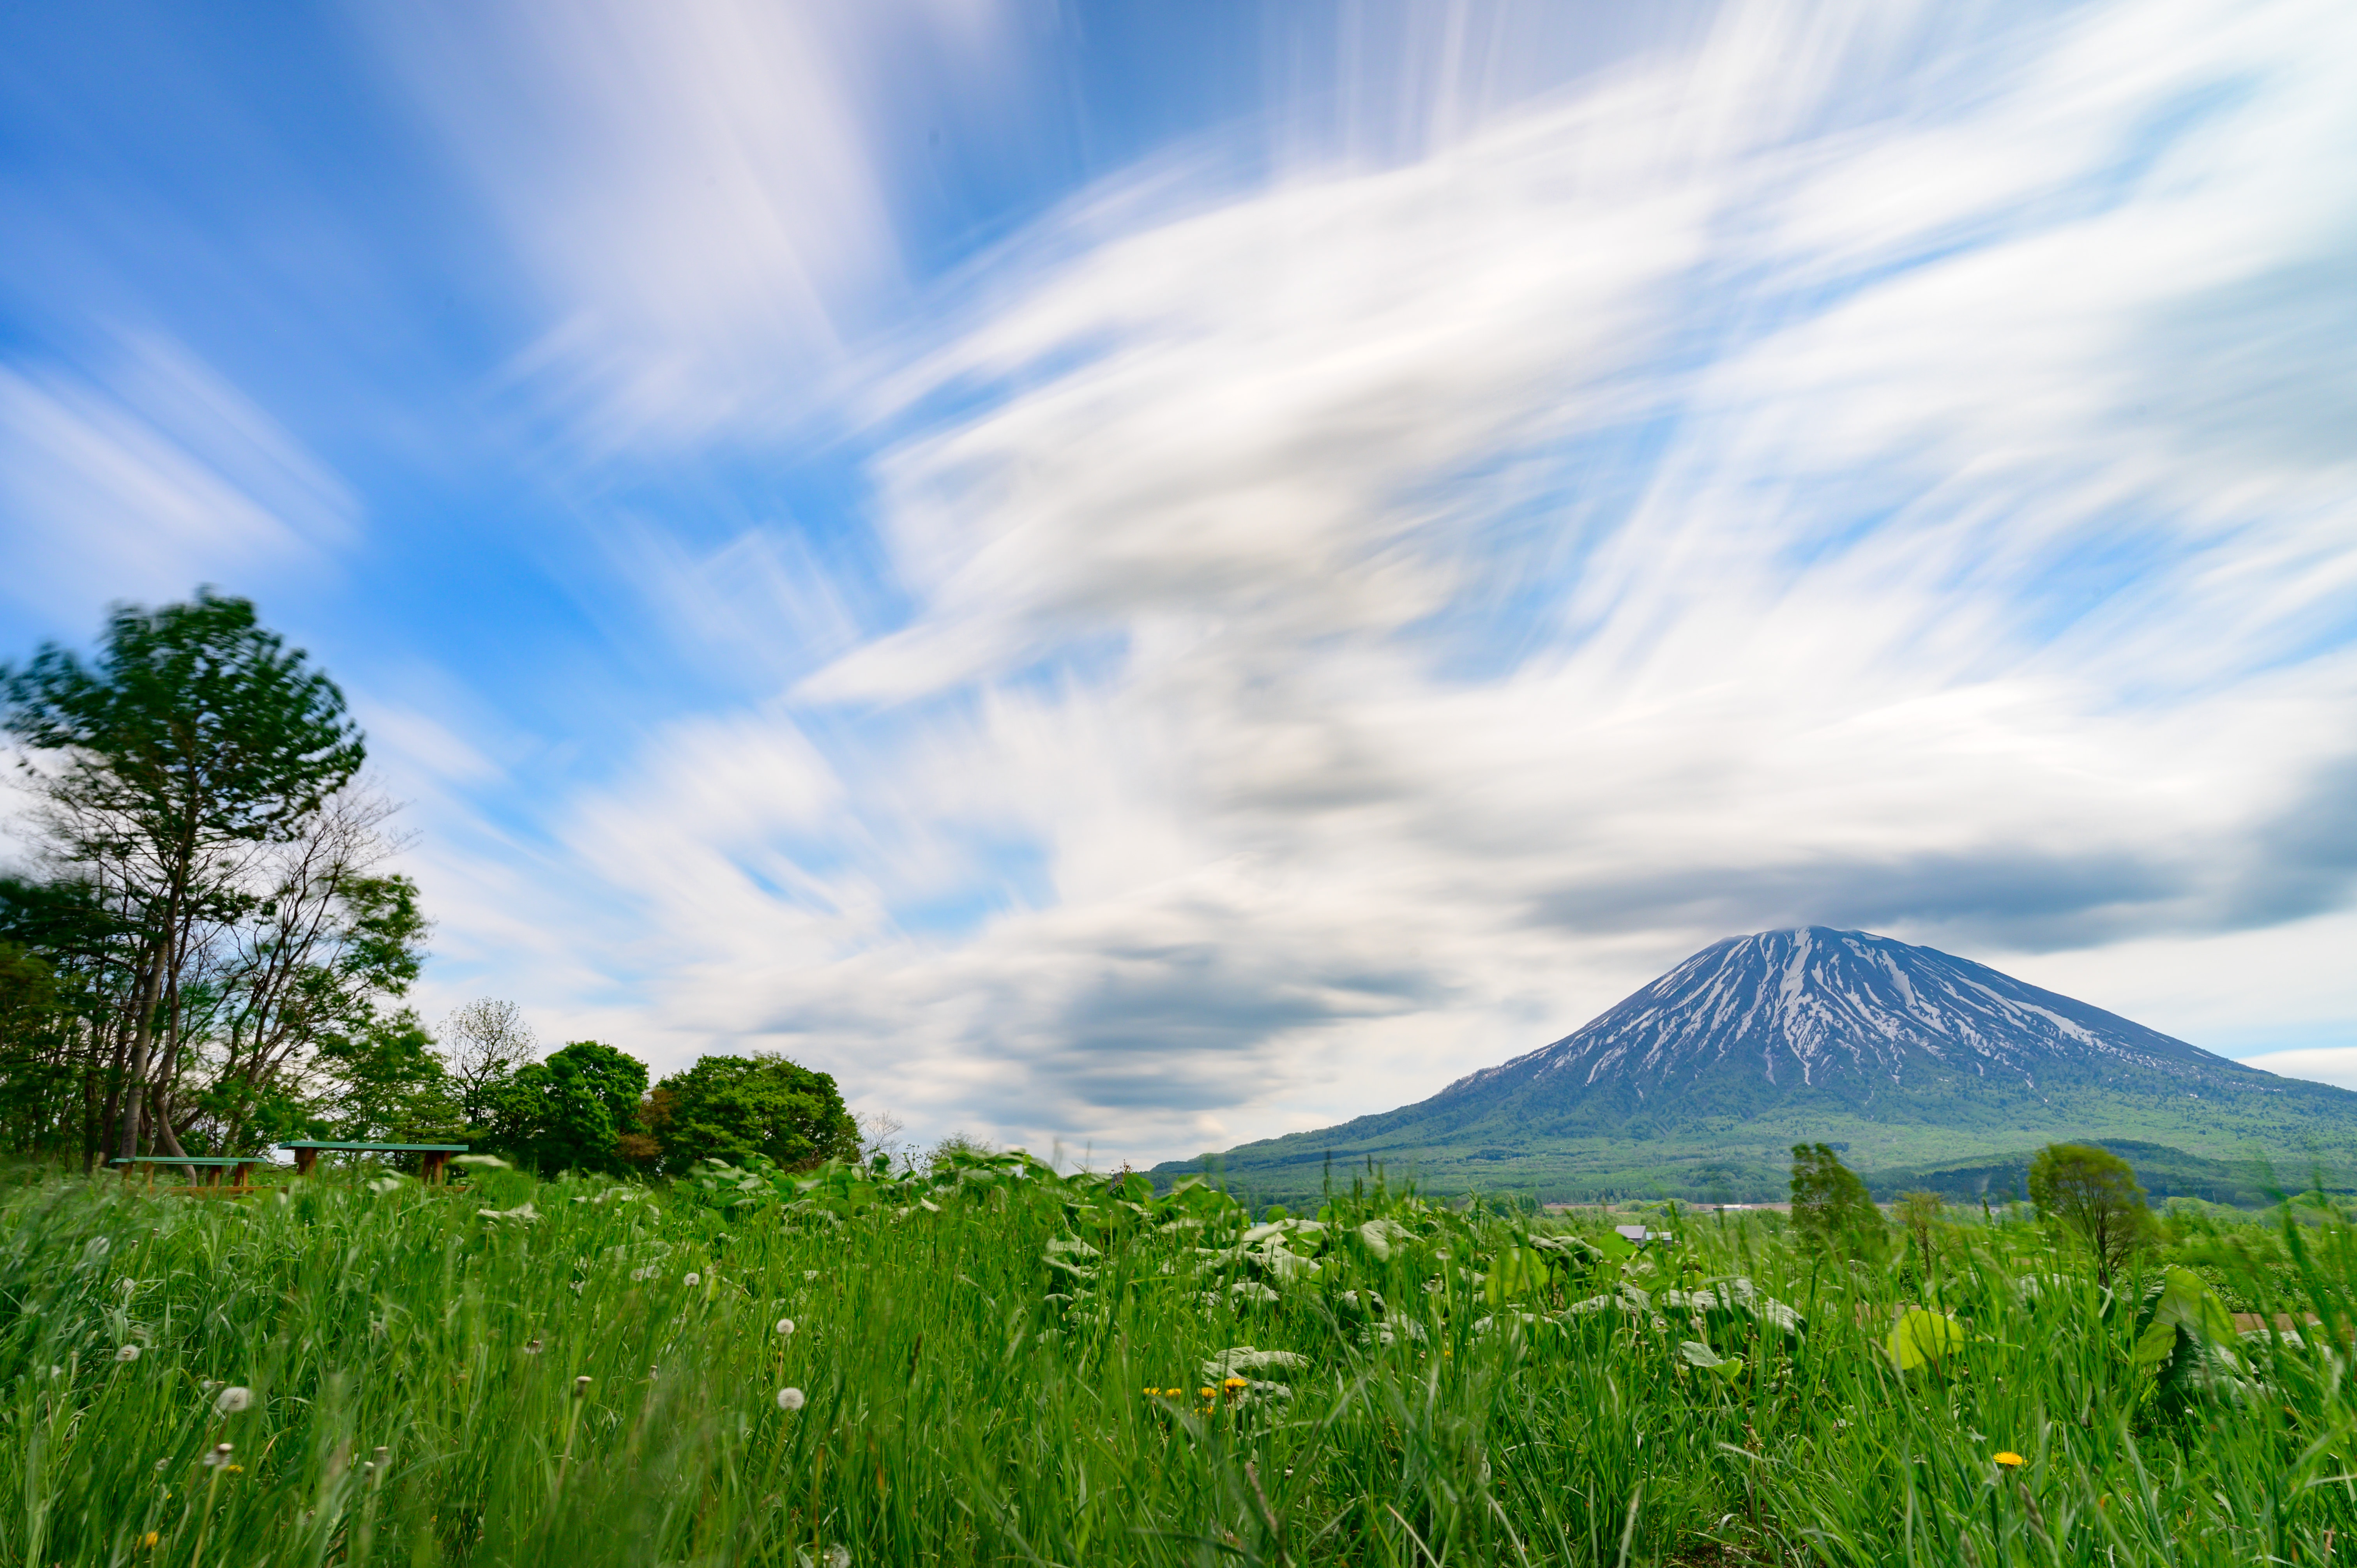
[279,1141,468,1151]
[113,1156,262,1165]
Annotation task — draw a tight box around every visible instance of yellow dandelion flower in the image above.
[1223,1377,1249,1390]
[1198,1386,1214,1398]
[1994,1451,2025,1468]
[141,1532,159,1549]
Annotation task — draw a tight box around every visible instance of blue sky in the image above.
[3,0,2354,1164]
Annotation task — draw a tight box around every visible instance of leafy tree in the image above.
[929,1131,994,1170]
[0,875,140,1164]
[645,1052,858,1175]
[3,591,364,1157]
[489,1040,648,1174]
[1790,1143,1884,1263]
[316,1008,466,1148]
[2029,1142,2149,1287]
[203,793,430,1152]
[1895,1190,1946,1285]
[0,940,71,1152]
[439,998,539,1124]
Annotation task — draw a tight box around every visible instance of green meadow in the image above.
[5,1147,2356,1567]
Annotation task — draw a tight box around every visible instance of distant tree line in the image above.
[1792,1138,2154,1288]
[455,1025,860,1176]
[0,591,857,1175]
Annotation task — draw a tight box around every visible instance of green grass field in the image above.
[5,1149,2355,1566]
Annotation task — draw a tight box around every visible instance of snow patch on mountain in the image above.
[1440,927,2232,1102]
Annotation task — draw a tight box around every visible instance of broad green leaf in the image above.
[1676,1340,1746,1379]
[2132,1321,2180,1376]
[1359,1218,1412,1261]
[1483,1246,1547,1308]
[2146,1266,2236,1344]
[1887,1308,1965,1371]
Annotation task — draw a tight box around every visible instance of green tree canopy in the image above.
[2029,1142,2149,1287]
[1790,1143,1884,1263]
[3,590,367,1158]
[0,940,71,1152]
[316,1008,465,1147]
[1894,1190,1947,1284]
[490,1040,648,1174]
[647,1052,858,1174]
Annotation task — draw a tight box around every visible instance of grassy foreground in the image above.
[4,1151,2356,1566]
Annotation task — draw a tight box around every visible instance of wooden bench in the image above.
[113,1155,263,1195]
[279,1141,469,1181]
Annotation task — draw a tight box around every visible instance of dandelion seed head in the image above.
[523,1339,542,1355]
[683,1272,700,1287]
[776,1386,806,1412]
[115,1344,141,1362]
[573,1376,593,1399]
[214,1386,252,1415]
[775,1317,796,1337]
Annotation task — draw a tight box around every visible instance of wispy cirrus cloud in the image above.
[444,0,2356,1163]
[366,0,1027,456]
[0,333,355,618]
[14,1,2345,1167]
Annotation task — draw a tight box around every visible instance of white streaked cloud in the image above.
[0,334,355,617]
[393,0,2357,1161]
[368,0,1025,456]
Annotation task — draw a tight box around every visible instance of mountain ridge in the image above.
[1158,926,2357,1203]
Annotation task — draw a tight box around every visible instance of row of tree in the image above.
[436,1007,861,1175]
[0,592,858,1175]
[1791,1139,2152,1285]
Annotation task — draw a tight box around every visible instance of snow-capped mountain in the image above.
[1436,926,2237,1114]
[1170,926,2357,1199]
